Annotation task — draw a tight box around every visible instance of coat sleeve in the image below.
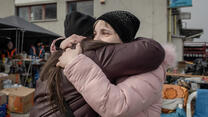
[84,37,165,82]
[64,54,164,117]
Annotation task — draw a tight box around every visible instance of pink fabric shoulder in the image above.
[63,44,176,117]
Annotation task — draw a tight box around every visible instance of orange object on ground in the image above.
[162,84,188,113]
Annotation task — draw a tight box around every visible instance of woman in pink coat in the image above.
[57,11,176,117]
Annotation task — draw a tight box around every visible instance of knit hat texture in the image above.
[64,11,96,38]
[97,11,140,43]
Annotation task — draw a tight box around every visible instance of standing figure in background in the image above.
[4,41,16,59]
[36,42,45,58]
[29,44,37,57]
[1,41,17,73]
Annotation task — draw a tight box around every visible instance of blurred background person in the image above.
[3,41,16,59]
[36,41,45,58]
[29,44,37,57]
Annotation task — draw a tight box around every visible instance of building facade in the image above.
[94,0,168,44]
[1,0,187,61]
[0,0,15,18]
[1,0,168,42]
[14,0,93,36]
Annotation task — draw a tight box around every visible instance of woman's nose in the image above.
[93,34,100,40]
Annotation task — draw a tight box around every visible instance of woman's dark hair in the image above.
[39,39,116,113]
[40,50,66,113]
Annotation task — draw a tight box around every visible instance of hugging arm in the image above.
[83,37,165,82]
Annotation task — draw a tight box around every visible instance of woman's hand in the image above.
[60,34,86,50]
[50,37,65,53]
[56,43,82,68]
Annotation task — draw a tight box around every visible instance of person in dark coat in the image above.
[30,11,98,117]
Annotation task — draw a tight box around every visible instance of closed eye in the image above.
[101,29,111,36]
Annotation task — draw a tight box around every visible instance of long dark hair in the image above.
[39,39,115,113]
[40,50,66,113]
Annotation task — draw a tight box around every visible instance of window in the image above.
[67,0,93,16]
[45,4,57,19]
[31,6,42,21]
[17,4,57,21]
[18,7,29,20]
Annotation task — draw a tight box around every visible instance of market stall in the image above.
[0,16,60,116]
[0,16,60,53]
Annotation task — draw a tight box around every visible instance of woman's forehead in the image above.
[94,20,112,30]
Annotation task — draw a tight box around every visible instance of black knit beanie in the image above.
[55,12,95,49]
[64,11,96,38]
[97,11,140,43]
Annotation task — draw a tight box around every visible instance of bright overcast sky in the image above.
[181,0,208,42]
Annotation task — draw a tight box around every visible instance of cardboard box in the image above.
[0,87,35,113]
[0,92,7,105]
[0,74,20,89]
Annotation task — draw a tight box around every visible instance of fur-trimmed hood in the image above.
[162,44,177,69]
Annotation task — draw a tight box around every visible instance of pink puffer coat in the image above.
[63,44,176,117]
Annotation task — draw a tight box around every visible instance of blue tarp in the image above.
[161,108,186,117]
[194,89,208,117]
